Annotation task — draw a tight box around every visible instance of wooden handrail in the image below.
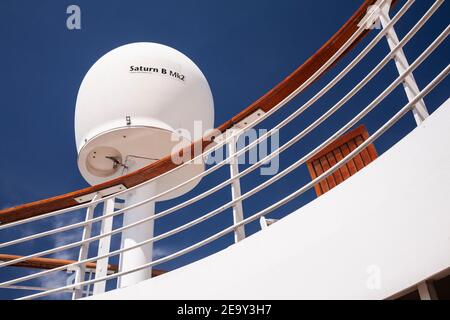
[0,254,166,277]
[0,0,386,224]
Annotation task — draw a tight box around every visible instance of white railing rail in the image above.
[14,63,450,300]
[0,0,448,300]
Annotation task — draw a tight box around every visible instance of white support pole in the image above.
[378,0,429,125]
[72,193,101,300]
[418,280,438,300]
[228,131,246,242]
[118,182,156,288]
[92,197,115,295]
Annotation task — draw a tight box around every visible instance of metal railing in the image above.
[0,0,448,300]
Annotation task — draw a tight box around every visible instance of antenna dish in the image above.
[74,42,214,200]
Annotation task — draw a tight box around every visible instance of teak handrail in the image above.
[0,0,384,224]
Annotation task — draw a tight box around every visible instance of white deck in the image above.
[90,100,450,300]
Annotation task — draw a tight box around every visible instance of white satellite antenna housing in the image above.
[74,42,214,288]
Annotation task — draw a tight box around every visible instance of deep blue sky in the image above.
[0,1,448,299]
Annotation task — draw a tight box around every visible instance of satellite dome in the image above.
[74,42,214,199]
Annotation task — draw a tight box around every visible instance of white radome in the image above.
[74,42,214,200]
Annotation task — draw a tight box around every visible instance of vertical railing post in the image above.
[84,271,94,297]
[72,193,101,300]
[378,0,429,125]
[418,280,438,300]
[92,197,115,295]
[227,130,246,242]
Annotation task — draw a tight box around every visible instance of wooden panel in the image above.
[332,147,351,181]
[362,128,379,161]
[306,161,322,196]
[0,0,390,225]
[306,124,378,196]
[313,159,329,194]
[319,155,337,189]
[347,139,365,171]
[340,143,358,176]
[355,135,372,165]
[326,151,344,185]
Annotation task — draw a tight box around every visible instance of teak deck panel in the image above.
[306,124,378,197]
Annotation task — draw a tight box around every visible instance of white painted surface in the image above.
[379,1,429,125]
[75,42,214,154]
[74,42,214,194]
[93,197,116,295]
[228,133,246,242]
[118,182,156,288]
[90,100,450,300]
